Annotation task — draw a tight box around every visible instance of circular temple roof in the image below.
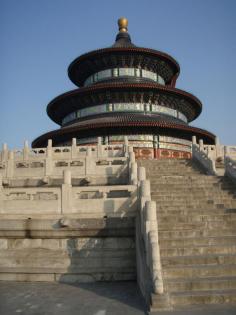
[32,113,215,148]
[47,82,202,125]
[68,19,180,87]
[68,47,180,87]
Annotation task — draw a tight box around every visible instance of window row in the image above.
[159,143,192,152]
[62,103,188,125]
[84,68,165,86]
[76,135,192,151]
[159,136,191,146]
[109,135,191,147]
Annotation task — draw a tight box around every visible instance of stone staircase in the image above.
[138,158,236,308]
[0,146,137,283]
[0,218,136,283]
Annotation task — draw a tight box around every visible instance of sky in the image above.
[0,0,236,149]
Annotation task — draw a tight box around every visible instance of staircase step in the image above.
[158,214,236,224]
[163,264,236,279]
[159,221,236,230]
[170,289,236,306]
[153,199,236,205]
[159,236,236,248]
[151,190,236,196]
[166,276,236,292]
[156,205,236,211]
[159,228,236,238]
[149,180,234,186]
[152,194,236,199]
[161,254,236,267]
[161,244,236,257]
[157,209,236,216]
[0,265,136,274]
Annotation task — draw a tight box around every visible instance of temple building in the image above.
[32,18,215,159]
[1,17,236,312]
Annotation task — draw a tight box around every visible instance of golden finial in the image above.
[118,17,128,32]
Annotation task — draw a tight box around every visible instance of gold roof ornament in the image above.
[118,17,128,33]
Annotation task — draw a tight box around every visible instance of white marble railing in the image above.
[224,146,236,160]
[0,137,137,217]
[0,168,137,216]
[192,143,217,175]
[128,147,163,295]
[0,155,128,181]
[225,156,236,183]
[192,136,236,176]
[192,136,236,162]
[128,147,138,185]
[0,138,128,162]
[0,138,130,180]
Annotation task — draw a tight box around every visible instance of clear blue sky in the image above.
[0,0,235,148]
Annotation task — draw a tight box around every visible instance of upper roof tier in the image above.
[68,18,180,88]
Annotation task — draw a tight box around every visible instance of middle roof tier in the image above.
[47,82,202,125]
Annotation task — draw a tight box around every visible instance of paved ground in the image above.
[0,281,147,315]
[0,281,236,315]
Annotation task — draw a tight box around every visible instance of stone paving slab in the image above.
[0,281,146,315]
[0,281,236,315]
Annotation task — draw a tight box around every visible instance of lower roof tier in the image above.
[47,82,202,125]
[32,113,215,147]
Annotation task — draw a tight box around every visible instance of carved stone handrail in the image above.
[128,147,138,185]
[0,141,129,180]
[225,156,236,184]
[0,137,128,162]
[192,143,216,175]
[128,148,164,296]
[139,182,164,294]
[192,136,236,164]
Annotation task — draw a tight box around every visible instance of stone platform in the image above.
[1,141,236,311]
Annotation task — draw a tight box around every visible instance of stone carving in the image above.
[111,160,125,165]
[16,162,29,168]
[55,161,68,167]
[6,192,30,200]
[33,192,58,200]
[30,161,44,168]
[70,161,83,166]
[4,191,58,201]
[78,191,103,199]
[96,160,109,165]
[80,177,91,186]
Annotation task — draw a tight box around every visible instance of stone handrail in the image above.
[192,136,236,162]
[128,147,138,185]
[0,144,129,181]
[196,143,223,161]
[225,156,236,184]
[139,176,164,294]
[224,146,236,160]
[0,168,137,216]
[192,143,217,175]
[131,157,164,295]
[0,138,128,162]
